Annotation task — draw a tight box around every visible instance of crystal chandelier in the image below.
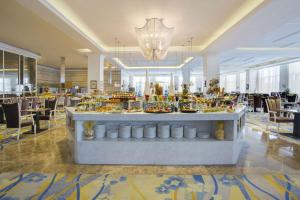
[135,18,174,61]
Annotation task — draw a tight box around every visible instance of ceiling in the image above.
[0,0,87,68]
[56,0,248,47]
[1,0,300,74]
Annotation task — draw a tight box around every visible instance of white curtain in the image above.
[288,61,300,95]
[257,66,280,94]
[239,72,246,93]
[220,74,236,93]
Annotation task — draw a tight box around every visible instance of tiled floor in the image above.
[0,114,299,175]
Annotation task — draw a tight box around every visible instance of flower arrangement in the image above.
[207,78,220,96]
[83,121,95,139]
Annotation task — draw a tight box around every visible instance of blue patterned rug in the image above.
[0,172,300,199]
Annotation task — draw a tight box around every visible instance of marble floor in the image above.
[0,114,300,175]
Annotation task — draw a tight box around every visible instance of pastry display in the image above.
[202,107,226,113]
[111,92,135,102]
[179,100,198,113]
[144,101,173,113]
[124,100,143,112]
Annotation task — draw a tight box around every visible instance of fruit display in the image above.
[144,101,173,113]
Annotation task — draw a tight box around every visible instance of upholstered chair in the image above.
[265,99,293,133]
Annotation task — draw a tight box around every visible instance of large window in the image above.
[220,74,236,93]
[132,76,145,96]
[239,72,246,93]
[257,66,280,94]
[288,61,300,94]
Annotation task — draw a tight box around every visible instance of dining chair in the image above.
[20,98,30,116]
[31,97,39,109]
[38,99,57,129]
[265,98,293,133]
[2,103,36,140]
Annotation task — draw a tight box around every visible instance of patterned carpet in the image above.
[0,173,300,199]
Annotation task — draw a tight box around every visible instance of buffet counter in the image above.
[66,107,246,165]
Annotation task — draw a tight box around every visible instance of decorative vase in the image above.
[84,129,94,140]
[215,121,225,140]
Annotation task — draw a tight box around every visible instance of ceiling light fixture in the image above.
[135,18,174,61]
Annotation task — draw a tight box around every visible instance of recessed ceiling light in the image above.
[77,48,92,53]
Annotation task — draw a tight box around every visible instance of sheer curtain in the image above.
[257,66,280,94]
[133,76,145,96]
[239,72,246,93]
[226,74,237,92]
[288,61,300,94]
[220,74,236,92]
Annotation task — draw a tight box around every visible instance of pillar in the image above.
[245,69,250,93]
[87,54,105,93]
[203,53,220,94]
[60,57,65,84]
[236,72,240,92]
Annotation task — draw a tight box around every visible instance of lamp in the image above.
[135,18,174,61]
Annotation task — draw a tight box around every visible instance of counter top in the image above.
[66,106,246,121]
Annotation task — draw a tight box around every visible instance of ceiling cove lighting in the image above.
[135,18,174,61]
[77,48,92,53]
[113,57,193,70]
[236,47,300,51]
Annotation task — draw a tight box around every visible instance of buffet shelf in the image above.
[66,106,246,165]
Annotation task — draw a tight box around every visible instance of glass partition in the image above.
[24,57,36,93]
[0,50,3,97]
[0,49,37,97]
[4,51,19,95]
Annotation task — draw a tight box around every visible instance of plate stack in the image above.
[197,131,210,139]
[132,126,143,139]
[157,123,170,139]
[94,124,106,139]
[107,130,118,139]
[171,125,184,139]
[119,124,131,138]
[144,125,156,138]
[184,126,196,138]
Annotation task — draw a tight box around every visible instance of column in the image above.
[236,72,240,92]
[60,57,65,84]
[279,64,289,92]
[87,54,105,93]
[203,53,220,94]
[245,69,250,93]
[129,75,133,87]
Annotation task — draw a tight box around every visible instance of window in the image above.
[190,74,203,93]
[132,76,145,96]
[257,66,280,94]
[288,61,300,94]
[239,72,246,93]
[220,74,236,93]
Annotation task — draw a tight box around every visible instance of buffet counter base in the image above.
[66,107,246,165]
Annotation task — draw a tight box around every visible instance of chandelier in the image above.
[135,18,174,61]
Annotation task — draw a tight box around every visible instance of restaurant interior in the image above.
[0,0,300,199]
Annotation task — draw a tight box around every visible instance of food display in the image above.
[124,100,143,112]
[144,101,173,113]
[110,92,135,102]
[96,101,123,113]
[202,107,226,113]
[179,100,198,113]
